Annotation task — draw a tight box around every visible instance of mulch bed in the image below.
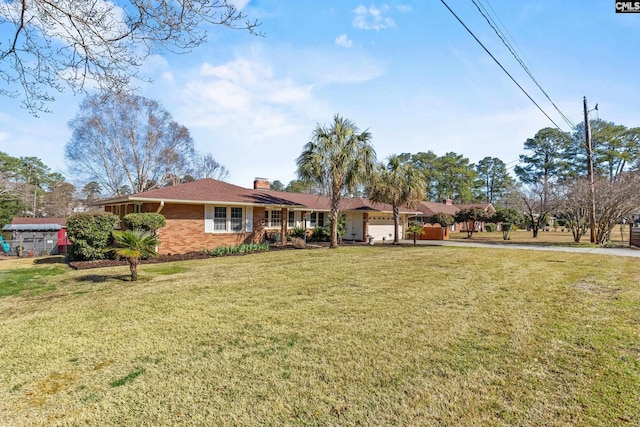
[68,251,212,270]
[67,243,333,270]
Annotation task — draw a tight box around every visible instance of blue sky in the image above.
[1,0,639,189]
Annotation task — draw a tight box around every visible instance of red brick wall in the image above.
[106,202,266,254]
[153,203,264,255]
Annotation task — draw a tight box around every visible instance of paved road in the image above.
[399,239,640,258]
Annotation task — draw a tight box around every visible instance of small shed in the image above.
[2,217,70,256]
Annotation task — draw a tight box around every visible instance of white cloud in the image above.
[229,0,250,10]
[335,34,353,48]
[138,43,388,186]
[353,5,395,30]
[182,57,315,140]
[161,71,175,83]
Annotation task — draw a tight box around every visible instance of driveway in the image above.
[399,239,640,258]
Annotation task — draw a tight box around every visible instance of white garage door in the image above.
[368,214,401,241]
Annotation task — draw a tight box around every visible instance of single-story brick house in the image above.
[96,178,421,255]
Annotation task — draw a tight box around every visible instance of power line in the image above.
[438,0,566,131]
[470,0,576,129]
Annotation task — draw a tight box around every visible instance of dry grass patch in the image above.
[0,247,639,425]
[449,228,638,249]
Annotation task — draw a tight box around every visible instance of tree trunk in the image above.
[329,190,341,248]
[393,204,400,244]
[129,258,139,281]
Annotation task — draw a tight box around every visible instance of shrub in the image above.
[289,227,306,239]
[202,243,269,257]
[308,226,330,242]
[484,223,497,232]
[426,212,455,227]
[67,211,119,261]
[336,213,346,240]
[123,213,166,235]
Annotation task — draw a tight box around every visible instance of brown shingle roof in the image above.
[257,191,419,214]
[415,201,460,216]
[11,217,67,226]
[457,203,495,214]
[96,179,421,214]
[97,179,302,207]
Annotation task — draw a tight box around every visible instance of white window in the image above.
[205,206,246,233]
[288,211,295,228]
[309,212,325,227]
[269,210,281,228]
[230,207,243,232]
[214,207,227,231]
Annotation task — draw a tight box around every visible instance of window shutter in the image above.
[204,205,213,233]
[245,207,253,232]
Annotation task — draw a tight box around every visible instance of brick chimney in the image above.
[254,177,270,190]
[443,199,453,205]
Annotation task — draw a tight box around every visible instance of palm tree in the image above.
[407,222,425,246]
[296,114,376,248]
[110,229,158,281]
[368,155,424,244]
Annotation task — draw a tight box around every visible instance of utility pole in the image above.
[584,96,597,243]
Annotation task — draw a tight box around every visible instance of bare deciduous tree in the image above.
[66,92,196,195]
[42,182,76,217]
[191,153,229,181]
[593,173,640,244]
[556,178,590,243]
[1,0,260,114]
[520,183,559,238]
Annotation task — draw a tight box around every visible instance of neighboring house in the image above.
[2,217,70,256]
[411,199,496,236]
[95,178,420,255]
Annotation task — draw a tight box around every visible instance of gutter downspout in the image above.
[154,200,165,254]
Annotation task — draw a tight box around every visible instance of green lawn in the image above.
[0,246,638,426]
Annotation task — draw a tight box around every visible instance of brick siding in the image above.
[108,203,265,255]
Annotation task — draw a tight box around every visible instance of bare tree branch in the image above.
[0,0,261,114]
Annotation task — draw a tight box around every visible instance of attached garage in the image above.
[368,213,402,241]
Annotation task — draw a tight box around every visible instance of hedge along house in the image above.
[2,217,70,256]
[95,178,421,254]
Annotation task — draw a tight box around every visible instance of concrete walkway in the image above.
[399,239,640,258]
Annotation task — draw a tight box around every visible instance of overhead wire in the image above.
[437,0,567,132]
[471,0,576,130]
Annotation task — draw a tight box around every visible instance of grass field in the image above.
[1,246,639,426]
[448,228,633,247]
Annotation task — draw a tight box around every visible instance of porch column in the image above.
[281,208,287,246]
[363,213,369,242]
